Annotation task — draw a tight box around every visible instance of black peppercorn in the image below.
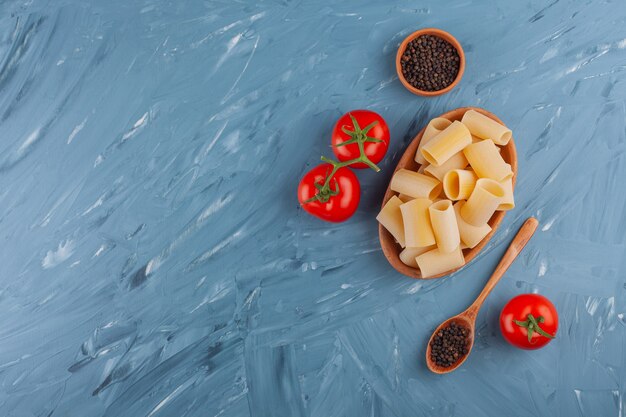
[429,321,470,368]
[400,34,460,92]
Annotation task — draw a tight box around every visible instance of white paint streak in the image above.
[145,258,158,276]
[542,217,556,231]
[122,112,149,141]
[540,47,558,63]
[222,130,241,153]
[67,118,87,144]
[538,260,547,277]
[197,194,234,223]
[82,194,105,215]
[405,282,422,294]
[146,377,199,417]
[243,287,260,309]
[222,35,260,104]
[194,230,243,264]
[42,240,75,269]
[18,128,42,155]
[194,121,228,164]
[94,245,106,257]
[145,193,234,275]
[215,33,243,71]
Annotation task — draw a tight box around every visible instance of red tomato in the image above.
[331,110,390,169]
[297,164,360,222]
[500,294,558,350]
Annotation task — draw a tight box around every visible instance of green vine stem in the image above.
[304,114,383,204]
[513,314,556,342]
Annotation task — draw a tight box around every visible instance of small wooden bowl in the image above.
[378,107,517,279]
[396,28,465,97]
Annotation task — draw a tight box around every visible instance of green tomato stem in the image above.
[513,313,555,343]
[305,113,383,204]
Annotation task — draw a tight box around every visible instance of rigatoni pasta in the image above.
[428,200,460,253]
[460,178,505,226]
[424,151,468,181]
[397,193,415,203]
[443,169,477,200]
[401,198,436,248]
[377,109,515,278]
[415,118,452,164]
[390,169,442,200]
[421,121,472,167]
[498,178,515,211]
[416,246,465,278]
[461,109,512,145]
[377,196,406,247]
[463,139,513,182]
[399,245,436,268]
[453,201,492,248]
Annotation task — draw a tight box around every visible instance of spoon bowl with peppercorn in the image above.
[396,28,465,97]
[426,217,539,374]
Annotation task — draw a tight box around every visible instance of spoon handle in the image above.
[466,217,539,318]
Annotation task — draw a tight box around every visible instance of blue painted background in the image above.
[0,0,624,416]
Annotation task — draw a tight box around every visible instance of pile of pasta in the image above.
[377,110,514,278]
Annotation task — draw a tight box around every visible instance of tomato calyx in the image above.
[304,162,342,204]
[335,114,382,172]
[513,314,556,343]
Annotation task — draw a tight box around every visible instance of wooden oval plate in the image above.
[378,107,517,279]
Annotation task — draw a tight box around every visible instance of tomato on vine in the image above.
[499,294,558,350]
[298,109,388,222]
[332,110,390,169]
[297,163,360,222]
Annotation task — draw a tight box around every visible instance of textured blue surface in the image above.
[0,0,625,416]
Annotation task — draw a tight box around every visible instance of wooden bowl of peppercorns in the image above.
[396,28,465,96]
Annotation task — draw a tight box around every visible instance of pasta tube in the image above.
[498,178,515,211]
[424,151,469,181]
[415,118,452,165]
[421,121,472,167]
[428,200,460,253]
[377,196,406,247]
[397,193,415,203]
[460,178,505,226]
[416,246,465,278]
[463,139,513,181]
[399,245,436,268]
[461,109,512,145]
[390,169,442,200]
[454,201,492,248]
[443,169,478,200]
[400,198,436,248]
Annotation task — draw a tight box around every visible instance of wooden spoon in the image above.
[379,107,518,279]
[425,217,539,374]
